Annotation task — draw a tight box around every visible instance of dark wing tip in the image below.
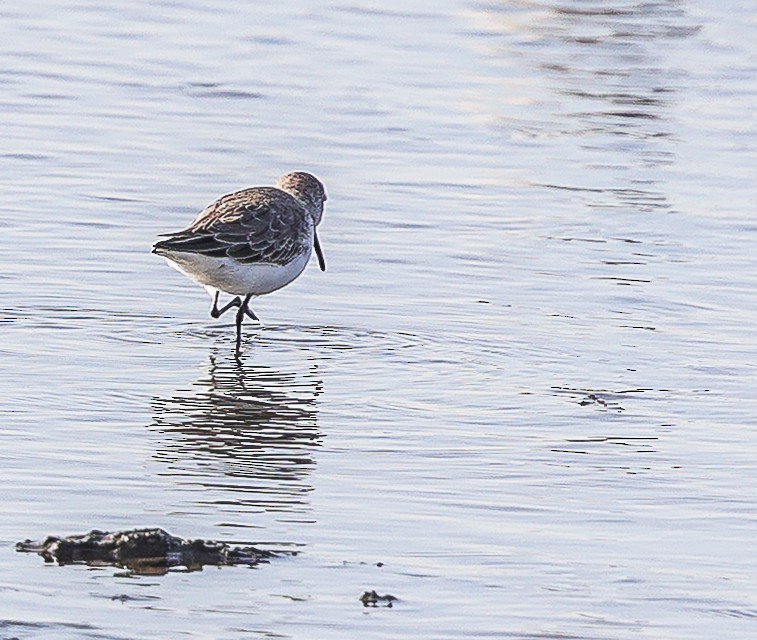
[152,233,232,257]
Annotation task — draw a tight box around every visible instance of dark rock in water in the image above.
[16,528,278,575]
[359,590,398,607]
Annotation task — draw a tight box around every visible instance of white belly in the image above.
[161,248,312,296]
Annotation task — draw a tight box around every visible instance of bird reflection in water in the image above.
[150,352,323,517]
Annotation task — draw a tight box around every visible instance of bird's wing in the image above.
[153,189,310,266]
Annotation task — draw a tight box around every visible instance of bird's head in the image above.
[276,171,327,225]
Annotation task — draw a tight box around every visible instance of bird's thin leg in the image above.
[242,297,259,321]
[234,294,254,357]
[210,290,242,319]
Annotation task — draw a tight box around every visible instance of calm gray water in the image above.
[1,0,756,638]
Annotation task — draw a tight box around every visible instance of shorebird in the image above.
[153,171,326,355]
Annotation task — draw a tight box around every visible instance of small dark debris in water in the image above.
[360,590,398,607]
[578,392,625,411]
[376,561,384,567]
[109,593,159,603]
[477,299,490,304]
[551,386,642,413]
[16,528,278,575]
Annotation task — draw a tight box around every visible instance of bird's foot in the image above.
[210,291,242,318]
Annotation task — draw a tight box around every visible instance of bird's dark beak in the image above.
[314,230,326,272]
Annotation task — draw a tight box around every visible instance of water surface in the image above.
[1,0,756,638]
